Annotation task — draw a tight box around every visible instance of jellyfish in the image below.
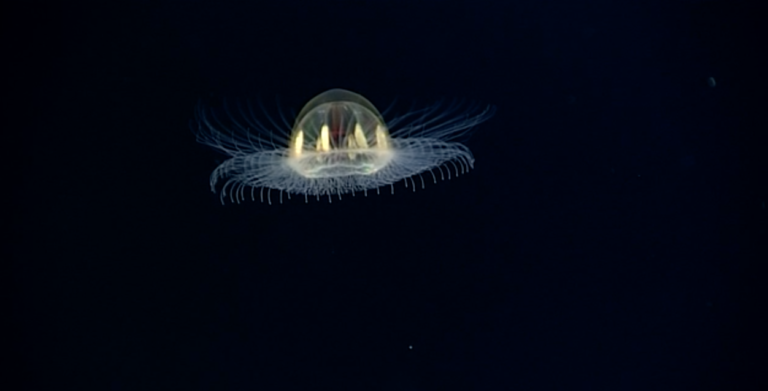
[194,89,494,204]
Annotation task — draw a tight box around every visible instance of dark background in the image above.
[11,0,766,390]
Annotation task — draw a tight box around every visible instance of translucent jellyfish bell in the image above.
[194,88,495,204]
[287,89,394,178]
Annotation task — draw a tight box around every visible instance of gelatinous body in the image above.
[194,89,494,204]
